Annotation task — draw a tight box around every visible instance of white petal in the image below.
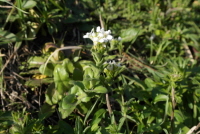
[91,33,96,37]
[103,38,108,42]
[98,33,104,37]
[118,37,122,41]
[150,34,155,41]
[83,33,90,38]
[93,37,98,42]
[105,30,111,35]
[112,60,116,64]
[100,28,104,32]
[83,35,88,38]
[99,38,105,43]
[106,35,113,40]
[109,60,115,65]
[96,26,101,32]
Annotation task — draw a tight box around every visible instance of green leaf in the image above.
[25,78,53,87]
[91,109,106,131]
[83,65,100,79]
[39,104,56,119]
[59,94,80,118]
[145,78,156,88]
[195,89,200,97]
[73,68,83,80]
[28,56,46,69]
[154,94,169,104]
[181,126,190,134]
[82,79,90,89]
[62,58,74,73]
[0,30,18,44]
[73,56,80,62]
[0,0,28,14]
[123,75,146,90]
[91,124,99,132]
[53,64,71,94]
[22,0,37,9]
[142,123,162,133]
[45,83,62,105]
[61,94,77,109]
[54,64,69,80]
[174,110,185,123]
[71,85,90,102]
[147,116,155,124]
[49,0,64,10]
[57,120,74,134]
[58,107,69,119]
[71,85,79,94]
[39,63,55,76]
[77,102,90,114]
[120,28,141,43]
[118,117,126,131]
[78,60,95,69]
[75,116,83,134]
[124,115,138,123]
[92,86,107,93]
[94,109,106,118]
[83,97,100,125]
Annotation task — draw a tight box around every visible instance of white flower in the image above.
[150,34,155,41]
[118,37,122,41]
[96,26,101,32]
[105,30,111,35]
[99,38,105,43]
[83,26,114,45]
[92,32,96,37]
[98,33,104,37]
[106,35,113,40]
[106,60,121,71]
[93,37,98,42]
[83,33,90,38]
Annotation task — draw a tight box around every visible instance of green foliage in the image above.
[1,0,200,134]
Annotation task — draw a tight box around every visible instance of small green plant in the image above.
[36,26,127,133]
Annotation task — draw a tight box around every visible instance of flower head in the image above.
[105,60,121,71]
[83,26,113,45]
[103,60,123,79]
[118,37,122,41]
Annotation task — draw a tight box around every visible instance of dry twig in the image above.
[187,123,200,134]
[106,93,112,116]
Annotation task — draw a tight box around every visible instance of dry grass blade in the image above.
[43,46,82,74]
[183,44,194,63]
[106,93,112,116]
[187,123,200,134]
[0,51,16,75]
[0,5,12,8]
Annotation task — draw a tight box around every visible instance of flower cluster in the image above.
[103,60,123,79]
[83,26,113,45]
[105,60,121,71]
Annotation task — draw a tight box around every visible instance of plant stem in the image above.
[170,85,176,133]
[150,40,153,64]
[106,93,112,116]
